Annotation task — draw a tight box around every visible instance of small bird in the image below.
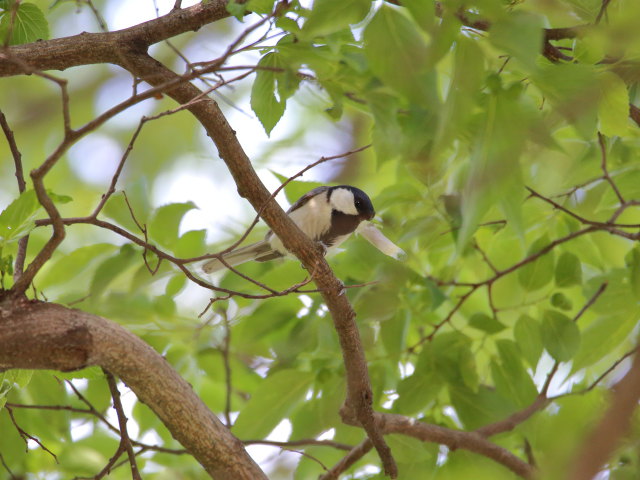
[202,185,377,273]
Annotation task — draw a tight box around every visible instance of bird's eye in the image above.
[355,200,362,207]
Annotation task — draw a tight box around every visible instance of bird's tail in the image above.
[202,239,281,273]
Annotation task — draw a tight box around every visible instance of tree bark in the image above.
[0,296,267,480]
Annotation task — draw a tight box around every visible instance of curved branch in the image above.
[0,0,232,76]
[0,297,267,480]
[113,49,396,476]
[379,413,535,479]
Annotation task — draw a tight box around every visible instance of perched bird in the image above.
[202,185,384,273]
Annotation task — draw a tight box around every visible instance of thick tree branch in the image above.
[0,297,267,480]
[0,0,232,76]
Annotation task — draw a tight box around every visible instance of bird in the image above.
[202,185,376,273]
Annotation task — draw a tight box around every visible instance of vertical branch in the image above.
[104,370,142,480]
[0,110,29,281]
[221,309,233,427]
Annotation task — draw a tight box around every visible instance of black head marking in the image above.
[337,185,375,220]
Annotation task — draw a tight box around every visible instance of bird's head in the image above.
[330,186,375,221]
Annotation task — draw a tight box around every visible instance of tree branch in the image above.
[113,48,396,476]
[0,297,267,480]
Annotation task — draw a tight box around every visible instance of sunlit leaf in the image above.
[468,313,506,334]
[0,3,49,45]
[0,190,40,245]
[541,310,581,362]
[363,5,430,103]
[251,52,287,135]
[555,251,582,287]
[598,72,629,138]
[518,235,555,291]
[300,0,370,39]
[148,202,197,250]
[232,369,314,439]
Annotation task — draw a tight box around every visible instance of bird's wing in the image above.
[202,239,278,273]
[286,186,331,214]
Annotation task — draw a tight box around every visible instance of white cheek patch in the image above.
[331,188,358,215]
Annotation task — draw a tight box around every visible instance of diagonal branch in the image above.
[116,50,396,477]
[0,298,266,480]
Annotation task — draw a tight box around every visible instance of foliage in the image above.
[1,0,640,479]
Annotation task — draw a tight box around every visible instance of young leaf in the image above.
[598,72,629,138]
[300,0,370,40]
[0,190,40,246]
[514,314,543,369]
[490,11,543,71]
[550,292,573,311]
[541,310,581,362]
[0,3,48,45]
[555,251,582,287]
[468,312,506,334]
[363,5,429,104]
[251,52,286,135]
[491,340,538,408]
[90,244,138,298]
[572,309,638,372]
[148,202,197,250]
[518,235,555,291]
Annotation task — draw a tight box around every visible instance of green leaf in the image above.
[148,202,196,250]
[468,313,506,334]
[90,244,138,298]
[450,384,514,430]
[386,434,435,464]
[598,72,629,137]
[401,0,434,31]
[103,180,151,233]
[363,5,430,103]
[225,0,247,20]
[232,369,314,439]
[490,11,544,71]
[541,310,581,362]
[38,243,118,289]
[0,3,48,45]
[551,292,573,311]
[555,251,582,287]
[394,370,442,415]
[251,52,286,135]
[165,274,187,297]
[572,309,638,371]
[300,0,370,39]
[625,247,640,300]
[514,314,544,369]
[247,0,275,15]
[518,235,555,291]
[492,339,538,408]
[174,229,206,258]
[0,190,40,245]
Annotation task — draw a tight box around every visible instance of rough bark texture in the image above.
[0,296,267,480]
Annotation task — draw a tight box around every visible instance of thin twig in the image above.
[0,110,28,281]
[104,370,142,480]
[221,309,233,427]
[5,405,58,462]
